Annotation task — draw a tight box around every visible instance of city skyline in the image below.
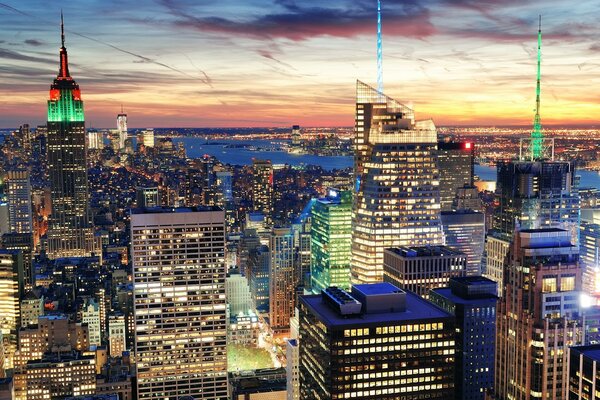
[1,0,599,128]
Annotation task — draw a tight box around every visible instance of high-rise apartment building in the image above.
[46,18,96,259]
[131,207,227,400]
[299,283,456,399]
[81,298,101,348]
[441,210,485,275]
[495,228,583,400]
[135,187,160,208]
[248,244,270,313]
[252,160,274,226]
[269,227,296,335]
[108,313,126,357]
[0,250,23,371]
[437,141,474,211]
[580,222,600,298]
[352,81,443,283]
[6,170,33,234]
[20,291,43,328]
[383,246,466,298]
[310,189,352,292]
[430,276,498,400]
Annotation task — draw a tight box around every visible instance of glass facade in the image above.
[269,227,297,334]
[441,210,485,276]
[352,81,443,284]
[310,189,352,292]
[253,160,274,227]
[437,141,474,211]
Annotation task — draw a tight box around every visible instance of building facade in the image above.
[131,207,228,400]
[437,141,474,211]
[6,170,33,234]
[269,227,296,335]
[568,345,600,399]
[253,160,274,226]
[441,210,485,276]
[352,81,443,284]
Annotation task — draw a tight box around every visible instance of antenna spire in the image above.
[377,0,383,96]
[531,15,543,160]
[60,10,65,48]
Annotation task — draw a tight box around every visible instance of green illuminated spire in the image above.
[531,15,543,160]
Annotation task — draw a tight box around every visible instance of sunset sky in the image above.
[0,0,599,128]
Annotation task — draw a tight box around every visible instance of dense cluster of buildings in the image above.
[1,14,600,400]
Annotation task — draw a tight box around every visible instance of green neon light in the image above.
[47,89,84,122]
[531,16,543,160]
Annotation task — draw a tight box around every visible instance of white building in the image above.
[108,314,126,357]
[81,298,101,348]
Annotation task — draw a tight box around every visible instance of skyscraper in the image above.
[0,250,23,372]
[6,170,33,234]
[299,283,456,399]
[441,210,485,275]
[131,207,227,400]
[117,108,127,151]
[310,189,352,292]
[430,276,498,400]
[352,81,443,283]
[252,159,274,226]
[494,228,583,399]
[437,141,475,211]
[269,227,296,335]
[46,15,96,259]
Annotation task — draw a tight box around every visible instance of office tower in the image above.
[580,222,600,298]
[23,352,96,399]
[6,170,33,234]
[226,269,253,315]
[310,189,352,292]
[20,291,43,328]
[352,81,443,284]
[269,227,296,335]
[453,185,483,211]
[299,283,456,399]
[293,216,312,288]
[131,207,227,400]
[437,141,474,211]
[117,109,127,150]
[383,246,466,298]
[495,228,583,400]
[286,338,300,400]
[19,124,31,155]
[215,171,233,212]
[81,298,101,348]
[46,17,96,259]
[252,159,274,226]
[430,277,498,400]
[109,129,120,152]
[568,345,600,399]
[108,314,126,357]
[441,210,485,275]
[2,233,34,288]
[291,125,301,147]
[248,244,270,313]
[0,204,8,236]
[87,128,102,150]
[238,228,261,275]
[141,128,154,148]
[0,250,23,372]
[135,186,160,208]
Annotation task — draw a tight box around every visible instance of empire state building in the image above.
[46,15,97,258]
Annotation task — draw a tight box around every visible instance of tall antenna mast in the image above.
[377,0,383,96]
[60,10,65,48]
[531,15,543,160]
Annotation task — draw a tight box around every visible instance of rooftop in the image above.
[386,246,465,258]
[431,287,498,306]
[131,206,222,214]
[570,345,600,362]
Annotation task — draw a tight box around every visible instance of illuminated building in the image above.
[6,170,33,234]
[227,311,259,346]
[135,187,160,208]
[81,298,101,348]
[141,128,154,148]
[2,233,34,288]
[46,16,97,259]
[131,207,227,400]
[568,345,600,399]
[117,109,127,151]
[0,204,9,236]
[0,250,23,371]
[437,141,474,211]
[87,128,102,150]
[494,228,583,400]
[430,276,498,400]
[252,159,274,226]
[23,351,96,400]
[310,189,352,292]
[453,185,483,211]
[291,125,301,147]
[225,268,252,315]
[230,368,287,399]
[441,210,485,275]
[292,216,312,288]
[19,124,32,155]
[20,291,43,328]
[108,314,126,357]
[352,81,443,284]
[383,246,466,298]
[269,227,296,335]
[580,222,600,298]
[299,283,455,399]
[286,338,299,400]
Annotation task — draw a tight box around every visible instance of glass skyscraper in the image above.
[253,159,274,227]
[46,18,96,258]
[310,189,352,292]
[352,81,443,283]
